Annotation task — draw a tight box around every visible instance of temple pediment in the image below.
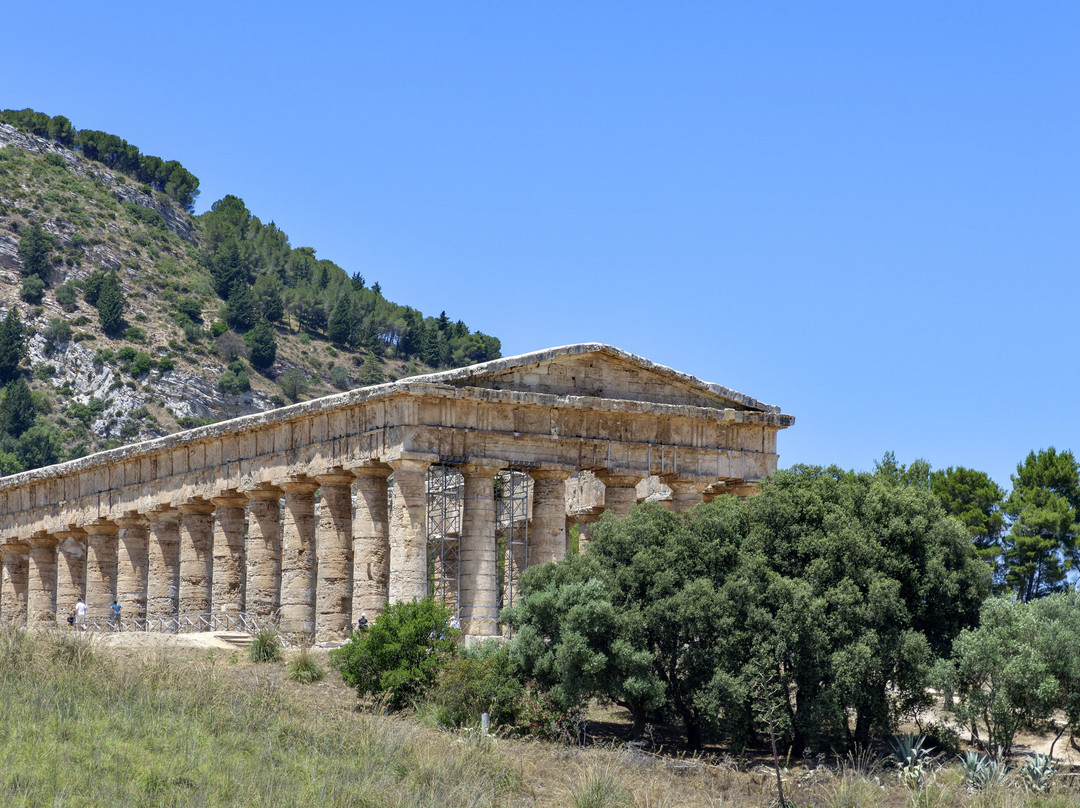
[423,343,781,413]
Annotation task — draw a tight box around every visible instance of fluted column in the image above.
[667,477,710,513]
[146,508,180,621]
[27,534,59,626]
[245,486,282,620]
[460,464,499,636]
[388,459,431,604]
[211,493,247,616]
[353,465,392,620]
[529,470,571,566]
[0,543,28,626]
[116,514,149,621]
[85,521,119,622]
[316,470,355,640]
[56,528,87,616]
[280,479,318,638]
[597,472,642,519]
[178,500,214,619]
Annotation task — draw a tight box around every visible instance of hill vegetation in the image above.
[0,108,501,474]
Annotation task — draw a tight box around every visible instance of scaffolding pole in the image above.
[426,463,463,615]
[496,467,532,618]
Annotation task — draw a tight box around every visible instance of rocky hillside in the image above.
[0,118,500,473]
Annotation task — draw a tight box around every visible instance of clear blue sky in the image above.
[6,2,1077,491]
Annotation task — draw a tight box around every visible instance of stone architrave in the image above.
[245,486,282,620]
[0,543,28,626]
[178,501,214,620]
[529,469,571,566]
[211,493,247,617]
[116,514,149,621]
[352,465,392,620]
[459,464,500,637]
[666,477,710,514]
[146,508,181,622]
[316,470,355,640]
[280,479,319,638]
[597,472,642,520]
[27,534,59,625]
[387,459,431,604]
[55,528,87,616]
[84,521,119,622]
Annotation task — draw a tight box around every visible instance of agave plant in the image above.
[890,733,935,789]
[958,750,1009,791]
[1021,753,1056,793]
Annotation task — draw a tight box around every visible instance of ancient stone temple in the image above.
[0,344,793,640]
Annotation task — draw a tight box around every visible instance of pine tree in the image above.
[96,271,126,337]
[0,377,35,438]
[0,308,25,384]
[245,317,277,370]
[328,295,353,345]
[225,280,258,332]
[17,223,53,280]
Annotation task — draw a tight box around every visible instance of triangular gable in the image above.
[413,344,780,412]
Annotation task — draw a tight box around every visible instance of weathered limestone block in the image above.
[529,470,570,566]
[211,494,247,616]
[178,501,214,619]
[352,465,391,620]
[0,544,28,625]
[245,487,282,620]
[597,472,642,519]
[280,480,318,637]
[56,528,87,616]
[85,521,119,621]
[316,471,354,640]
[388,460,430,604]
[459,465,499,637]
[146,509,180,621]
[116,514,149,620]
[27,534,59,625]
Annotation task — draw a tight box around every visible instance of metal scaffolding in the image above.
[496,467,532,614]
[426,463,463,614]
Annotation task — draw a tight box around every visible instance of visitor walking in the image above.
[111,601,121,631]
[75,598,86,630]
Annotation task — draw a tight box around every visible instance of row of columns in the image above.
[0,463,713,639]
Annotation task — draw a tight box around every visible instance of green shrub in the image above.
[287,647,325,683]
[248,629,282,663]
[54,281,79,311]
[156,356,174,372]
[330,598,459,710]
[209,320,228,338]
[42,318,71,352]
[428,641,522,729]
[329,365,351,391]
[278,369,307,401]
[124,326,146,343]
[20,275,45,303]
[176,296,202,322]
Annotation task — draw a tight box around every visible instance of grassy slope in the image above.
[1,627,1076,808]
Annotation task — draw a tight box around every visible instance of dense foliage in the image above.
[505,466,991,751]
[0,108,199,210]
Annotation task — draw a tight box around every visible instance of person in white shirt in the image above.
[75,598,86,630]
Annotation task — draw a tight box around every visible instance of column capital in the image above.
[461,462,502,478]
[244,484,283,501]
[388,458,433,474]
[27,532,58,548]
[177,499,215,516]
[530,467,574,482]
[84,520,119,536]
[55,527,88,541]
[349,461,393,479]
[115,512,148,529]
[316,468,356,486]
[279,477,320,495]
[0,540,29,555]
[595,471,644,488]
[147,505,181,523]
[212,490,248,509]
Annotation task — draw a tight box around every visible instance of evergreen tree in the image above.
[359,353,384,386]
[96,270,125,337]
[351,272,366,291]
[0,308,25,384]
[225,279,258,332]
[245,317,277,370]
[210,239,244,299]
[17,223,53,280]
[327,295,354,346]
[0,377,34,438]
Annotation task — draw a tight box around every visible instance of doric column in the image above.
[146,508,181,621]
[27,534,59,626]
[459,464,500,637]
[0,543,28,626]
[529,469,571,566]
[178,500,214,620]
[597,472,642,519]
[85,521,119,622]
[316,469,355,640]
[280,478,319,638]
[245,486,282,621]
[573,511,604,554]
[352,464,392,620]
[666,477,711,514]
[55,528,87,616]
[387,459,431,604]
[116,514,149,621]
[211,492,247,617]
